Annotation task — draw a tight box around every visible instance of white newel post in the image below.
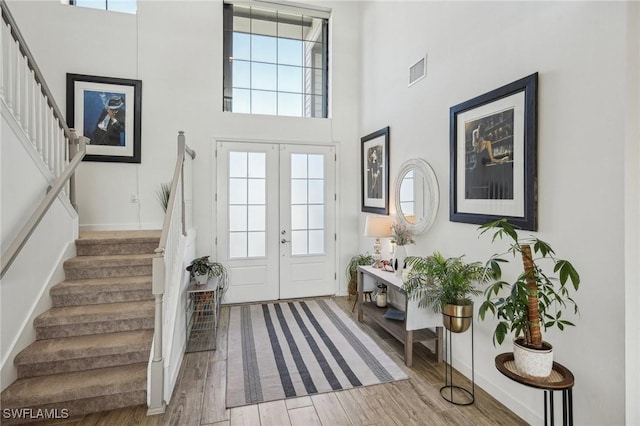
[148,250,166,414]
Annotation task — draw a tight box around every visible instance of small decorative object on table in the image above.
[363,216,392,268]
[390,221,414,277]
[375,284,387,307]
[478,219,581,378]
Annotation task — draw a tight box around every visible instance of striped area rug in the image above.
[226,298,408,408]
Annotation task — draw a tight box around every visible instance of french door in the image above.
[216,141,336,304]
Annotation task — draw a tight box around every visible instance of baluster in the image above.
[47,109,54,173]
[6,24,14,110]
[43,97,49,166]
[12,37,20,122]
[40,97,48,166]
[0,20,5,98]
[35,85,42,154]
[28,70,36,147]
[55,124,61,178]
[19,52,29,133]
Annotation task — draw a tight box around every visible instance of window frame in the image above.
[222,1,330,118]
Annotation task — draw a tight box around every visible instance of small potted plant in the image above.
[346,253,375,311]
[390,221,415,277]
[403,252,487,333]
[186,256,228,293]
[477,219,581,378]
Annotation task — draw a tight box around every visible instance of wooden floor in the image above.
[54,296,526,426]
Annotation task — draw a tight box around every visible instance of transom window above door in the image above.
[222,2,329,118]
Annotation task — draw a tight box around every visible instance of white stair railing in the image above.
[0,0,87,278]
[148,131,195,414]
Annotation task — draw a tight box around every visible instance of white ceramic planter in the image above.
[513,337,553,378]
[195,274,208,285]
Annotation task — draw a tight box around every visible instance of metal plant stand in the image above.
[440,310,475,405]
[185,277,220,353]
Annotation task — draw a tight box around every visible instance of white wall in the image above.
[1,101,78,390]
[625,2,640,424]
[359,2,635,425]
[6,0,361,296]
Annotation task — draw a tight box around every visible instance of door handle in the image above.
[281,239,291,244]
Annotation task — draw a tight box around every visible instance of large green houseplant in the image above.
[403,252,487,333]
[477,219,581,377]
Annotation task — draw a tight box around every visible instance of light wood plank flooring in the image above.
[52,296,526,425]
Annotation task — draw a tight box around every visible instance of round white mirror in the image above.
[394,159,439,235]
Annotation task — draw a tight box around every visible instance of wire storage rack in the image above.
[186,277,220,352]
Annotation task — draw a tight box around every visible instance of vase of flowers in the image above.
[390,222,414,277]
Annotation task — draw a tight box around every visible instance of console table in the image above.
[357,265,443,366]
[495,352,575,426]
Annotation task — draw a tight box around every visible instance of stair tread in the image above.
[78,230,161,243]
[35,300,154,326]
[64,254,154,268]
[1,363,147,407]
[15,330,153,365]
[51,276,152,295]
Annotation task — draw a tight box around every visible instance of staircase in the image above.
[0,231,160,423]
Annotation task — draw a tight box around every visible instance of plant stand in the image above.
[495,352,574,426]
[440,311,474,405]
[185,277,220,353]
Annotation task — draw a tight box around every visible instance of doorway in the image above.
[216,141,336,304]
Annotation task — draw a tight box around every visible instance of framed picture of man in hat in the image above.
[66,73,142,163]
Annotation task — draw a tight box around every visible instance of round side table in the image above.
[495,352,574,426]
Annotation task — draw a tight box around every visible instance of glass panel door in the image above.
[217,142,335,303]
[279,144,336,299]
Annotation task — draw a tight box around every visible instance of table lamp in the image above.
[364,215,392,268]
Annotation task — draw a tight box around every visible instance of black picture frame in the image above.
[66,73,142,163]
[449,73,538,231]
[361,127,390,215]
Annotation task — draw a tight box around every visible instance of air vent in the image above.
[409,55,427,87]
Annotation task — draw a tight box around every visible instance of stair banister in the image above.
[1,0,88,278]
[149,131,195,414]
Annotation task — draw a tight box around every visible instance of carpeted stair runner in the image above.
[0,231,160,423]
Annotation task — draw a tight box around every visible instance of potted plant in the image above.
[346,253,375,311]
[403,252,487,333]
[390,221,415,277]
[477,219,581,378]
[186,256,228,293]
[156,182,171,212]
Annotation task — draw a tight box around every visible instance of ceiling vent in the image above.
[408,55,427,87]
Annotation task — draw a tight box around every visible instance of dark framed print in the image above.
[361,126,390,215]
[66,73,142,163]
[450,73,538,230]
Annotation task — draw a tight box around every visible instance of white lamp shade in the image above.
[364,216,392,238]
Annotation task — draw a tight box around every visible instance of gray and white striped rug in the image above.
[226,298,408,408]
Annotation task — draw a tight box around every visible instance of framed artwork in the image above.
[449,73,538,231]
[66,73,142,163]
[361,127,390,215]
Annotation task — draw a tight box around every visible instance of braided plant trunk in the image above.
[520,244,543,349]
